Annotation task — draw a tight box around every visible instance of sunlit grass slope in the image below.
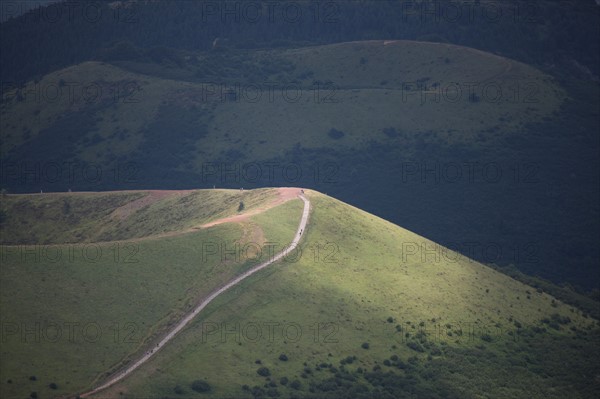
[0,189,303,399]
[97,190,599,399]
[0,188,279,244]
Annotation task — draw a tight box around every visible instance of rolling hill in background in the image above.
[1,38,598,295]
[0,188,598,399]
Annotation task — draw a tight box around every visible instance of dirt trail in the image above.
[78,191,310,398]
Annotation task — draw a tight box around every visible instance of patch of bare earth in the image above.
[110,190,195,221]
[199,187,303,229]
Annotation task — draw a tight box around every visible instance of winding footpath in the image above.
[80,193,310,398]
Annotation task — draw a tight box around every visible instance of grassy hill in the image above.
[0,188,279,244]
[0,189,598,399]
[0,40,564,163]
[1,39,598,297]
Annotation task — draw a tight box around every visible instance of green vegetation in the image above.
[82,190,599,399]
[1,41,563,165]
[2,39,596,295]
[0,189,303,399]
[0,188,279,244]
[191,380,211,393]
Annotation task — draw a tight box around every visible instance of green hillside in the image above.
[0,188,279,244]
[0,189,597,399]
[0,188,303,399]
[91,190,600,399]
[2,39,596,295]
[0,40,564,163]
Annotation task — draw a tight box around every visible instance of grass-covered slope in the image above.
[2,40,595,294]
[0,188,280,244]
[0,189,304,399]
[81,190,598,399]
[0,40,563,168]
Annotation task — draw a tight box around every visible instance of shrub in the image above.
[238,201,245,212]
[252,386,266,397]
[191,380,211,393]
[383,127,399,138]
[257,367,271,377]
[340,356,354,365]
[551,313,571,324]
[30,393,37,399]
[514,320,522,328]
[279,354,288,361]
[361,342,370,349]
[174,385,185,394]
[328,128,345,140]
[290,380,302,390]
[406,341,425,352]
[280,377,288,385]
[49,382,58,389]
[481,334,493,342]
[549,321,561,330]
[387,317,394,323]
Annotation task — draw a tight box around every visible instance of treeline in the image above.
[1,0,598,84]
